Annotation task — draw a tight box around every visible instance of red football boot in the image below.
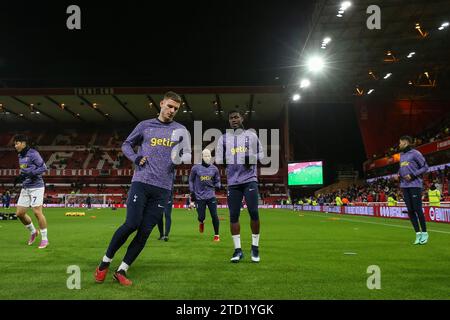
[113,271,133,286]
[199,222,204,233]
[94,267,109,283]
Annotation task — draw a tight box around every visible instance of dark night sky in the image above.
[0,1,367,183]
[0,1,313,87]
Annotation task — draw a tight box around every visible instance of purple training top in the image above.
[189,164,221,200]
[122,118,192,191]
[398,148,428,189]
[215,129,264,186]
[18,148,47,189]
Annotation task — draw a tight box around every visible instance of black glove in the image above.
[134,156,144,166]
[190,192,196,202]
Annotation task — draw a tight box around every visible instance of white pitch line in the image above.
[304,212,450,235]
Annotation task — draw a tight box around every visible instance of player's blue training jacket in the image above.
[398,147,428,189]
[18,147,47,189]
[189,163,221,200]
[215,129,264,186]
[122,118,191,191]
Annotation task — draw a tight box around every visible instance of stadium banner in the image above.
[294,205,450,224]
[0,169,134,177]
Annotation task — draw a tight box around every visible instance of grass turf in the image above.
[0,207,449,300]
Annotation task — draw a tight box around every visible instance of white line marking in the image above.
[304,212,450,234]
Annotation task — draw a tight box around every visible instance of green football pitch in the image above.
[1,207,449,300]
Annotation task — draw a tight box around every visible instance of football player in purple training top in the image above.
[189,148,221,241]
[216,110,264,263]
[13,135,49,249]
[397,135,429,245]
[94,91,191,286]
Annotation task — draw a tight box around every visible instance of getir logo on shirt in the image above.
[150,138,175,147]
[400,161,410,167]
[231,146,248,155]
[200,176,212,181]
[19,164,28,169]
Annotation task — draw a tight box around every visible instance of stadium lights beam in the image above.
[438,22,449,30]
[407,52,415,58]
[384,73,392,79]
[292,93,301,101]
[341,1,352,10]
[307,56,325,72]
[300,79,311,88]
[367,89,375,95]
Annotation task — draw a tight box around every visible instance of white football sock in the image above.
[232,234,241,249]
[102,255,112,263]
[40,229,48,241]
[252,234,260,247]
[25,223,36,234]
[118,262,129,272]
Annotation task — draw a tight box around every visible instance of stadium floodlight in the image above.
[300,79,311,88]
[340,1,352,11]
[439,22,449,30]
[323,37,331,44]
[337,14,343,17]
[307,56,325,72]
[407,52,415,58]
[384,73,392,79]
[367,89,375,95]
[292,93,301,101]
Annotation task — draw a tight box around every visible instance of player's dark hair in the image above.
[163,91,182,104]
[13,134,28,144]
[228,110,244,118]
[400,135,413,144]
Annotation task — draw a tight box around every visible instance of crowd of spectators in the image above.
[306,165,450,205]
[371,117,449,159]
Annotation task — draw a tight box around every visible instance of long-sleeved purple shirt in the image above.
[215,129,264,186]
[122,118,191,191]
[398,148,428,188]
[189,164,221,200]
[18,148,47,188]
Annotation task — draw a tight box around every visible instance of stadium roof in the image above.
[0,86,286,124]
[294,0,450,103]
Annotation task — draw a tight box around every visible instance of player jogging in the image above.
[189,148,221,242]
[216,110,264,263]
[398,135,429,245]
[13,135,49,249]
[94,92,191,286]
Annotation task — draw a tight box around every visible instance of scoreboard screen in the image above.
[288,161,324,186]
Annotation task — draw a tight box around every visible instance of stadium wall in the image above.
[354,100,450,158]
